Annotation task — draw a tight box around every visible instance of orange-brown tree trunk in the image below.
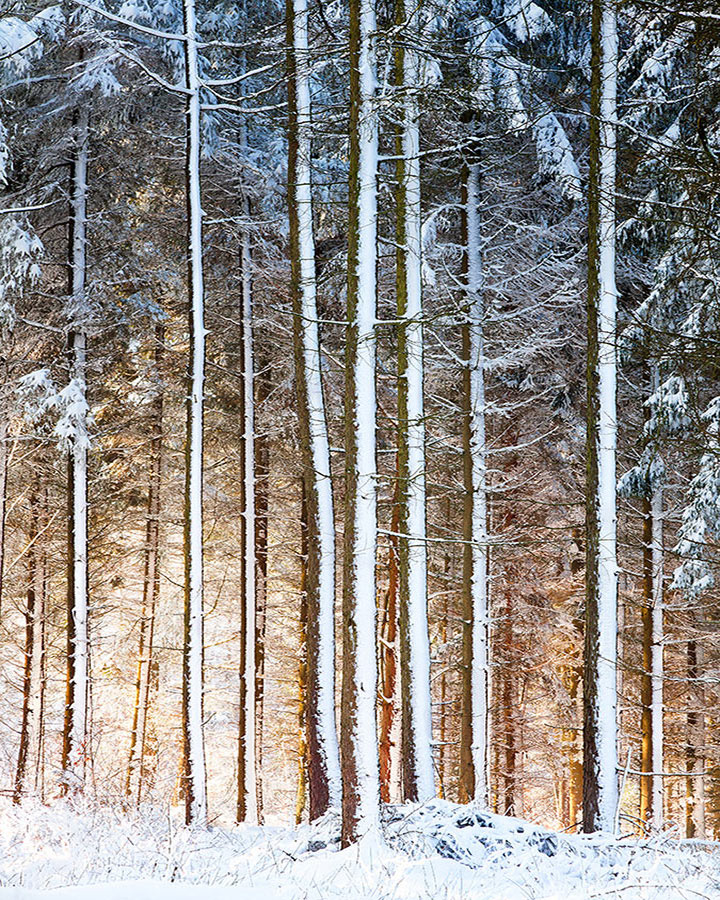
[126,322,164,806]
[379,470,400,802]
[14,478,41,803]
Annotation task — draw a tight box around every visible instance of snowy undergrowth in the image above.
[1,799,719,899]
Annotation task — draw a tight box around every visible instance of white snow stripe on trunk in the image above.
[466,162,489,806]
[294,0,342,807]
[66,106,89,790]
[183,0,207,825]
[399,36,433,803]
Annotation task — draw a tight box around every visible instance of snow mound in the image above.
[1,799,720,900]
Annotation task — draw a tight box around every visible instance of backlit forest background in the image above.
[1,0,720,843]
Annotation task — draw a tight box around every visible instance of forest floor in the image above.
[1,798,719,899]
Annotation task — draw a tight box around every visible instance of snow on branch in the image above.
[0,218,43,331]
[672,399,720,598]
[0,6,63,73]
[20,367,95,450]
[533,113,581,202]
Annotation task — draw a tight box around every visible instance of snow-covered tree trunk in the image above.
[232,9,260,823]
[237,195,258,825]
[460,159,490,807]
[180,0,208,826]
[61,107,90,794]
[341,0,381,846]
[582,0,618,835]
[394,0,433,804]
[286,0,342,818]
[126,322,164,806]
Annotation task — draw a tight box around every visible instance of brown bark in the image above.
[286,0,339,819]
[61,391,78,785]
[639,496,654,827]
[459,166,474,803]
[254,367,270,823]
[686,637,706,838]
[236,219,255,824]
[501,587,515,815]
[36,487,49,799]
[0,374,7,618]
[438,513,451,799]
[14,479,40,803]
[296,485,309,824]
[126,322,164,806]
[379,470,400,803]
[582,0,616,834]
[560,662,582,831]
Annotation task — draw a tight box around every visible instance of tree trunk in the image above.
[639,501,652,828]
[237,202,259,825]
[62,106,90,794]
[459,158,490,806]
[14,477,42,803]
[286,0,342,819]
[394,0,433,805]
[34,486,49,799]
[255,367,269,823]
[341,0,381,846]
[583,0,618,835]
[501,588,515,815]
[560,661,582,831]
[181,0,208,825]
[296,485,309,824]
[126,322,164,807]
[0,377,7,617]
[650,482,664,824]
[438,513,451,800]
[379,471,400,803]
[640,445,663,830]
[686,637,706,838]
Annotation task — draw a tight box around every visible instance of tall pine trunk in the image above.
[583,0,618,834]
[296,486,309,823]
[237,202,259,825]
[341,0,381,846]
[650,482,664,824]
[0,380,7,617]
[36,486,49,799]
[181,0,208,825]
[560,661,582,830]
[686,636,706,838]
[62,107,90,793]
[438,509,452,799]
[286,0,342,818]
[379,474,400,803]
[640,369,663,829]
[254,367,269,821]
[394,0,433,804]
[126,322,164,806]
[14,476,43,803]
[501,587,515,814]
[459,159,490,806]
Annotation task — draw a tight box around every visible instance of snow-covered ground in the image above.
[1,799,719,900]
